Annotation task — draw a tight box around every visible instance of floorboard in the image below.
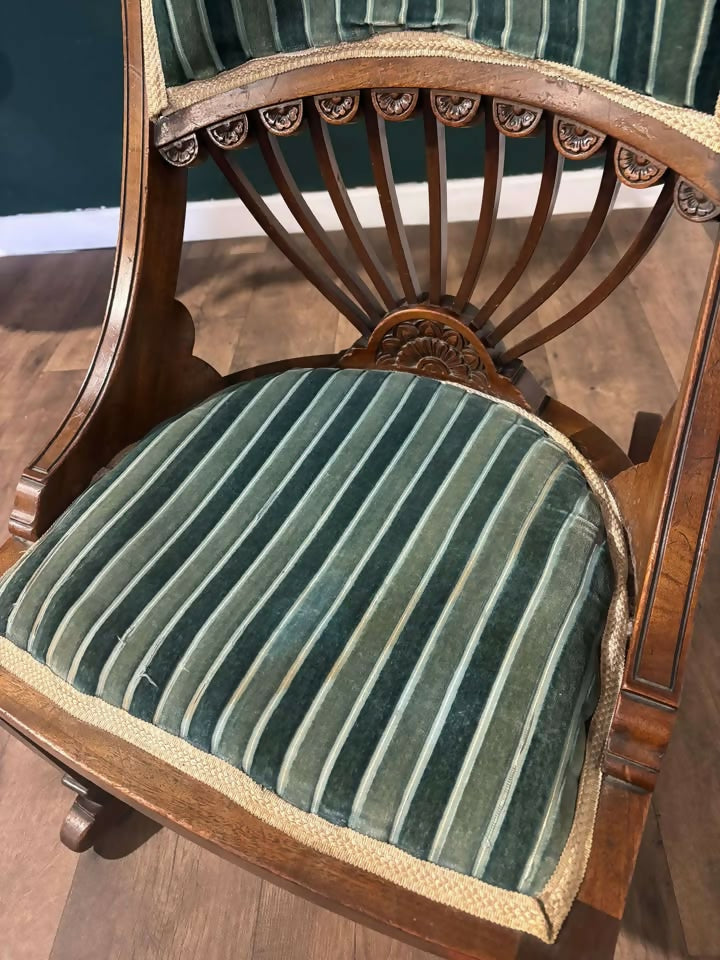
[0,737,79,960]
[250,884,355,960]
[49,820,262,960]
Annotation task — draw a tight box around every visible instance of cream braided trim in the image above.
[139,0,168,118]
[144,29,719,152]
[0,389,629,944]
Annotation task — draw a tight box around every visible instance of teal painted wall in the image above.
[1,3,592,218]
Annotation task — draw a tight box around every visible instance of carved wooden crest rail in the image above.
[158,86,720,403]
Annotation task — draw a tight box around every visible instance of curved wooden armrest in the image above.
[606,230,720,790]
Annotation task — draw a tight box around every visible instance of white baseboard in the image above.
[0,169,660,257]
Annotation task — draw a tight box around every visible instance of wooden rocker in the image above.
[1,1,719,956]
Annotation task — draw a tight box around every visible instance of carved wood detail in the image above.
[553,116,606,159]
[430,90,482,127]
[339,306,529,407]
[159,134,201,167]
[492,99,543,137]
[674,178,720,222]
[371,88,419,121]
[259,100,304,135]
[614,143,667,188]
[206,113,249,150]
[314,92,360,124]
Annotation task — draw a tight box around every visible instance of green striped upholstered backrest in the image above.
[151,0,720,115]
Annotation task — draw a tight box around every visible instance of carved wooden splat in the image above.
[259,100,304,136]
[314,92,361,124]
[159,133,201,167]
[492,99,543,137]
[430,90,482,127]
[552,116,606,159]
[206,113,249,150]
[614,143,667,188]
[339,306,529,408]
[674,178,720,222]
[371,89,419,121]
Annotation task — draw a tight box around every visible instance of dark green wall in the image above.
[1,2,590,218]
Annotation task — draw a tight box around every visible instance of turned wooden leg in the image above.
[628,411,663,464]
[60,773,131,852]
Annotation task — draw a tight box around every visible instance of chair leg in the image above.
[517,903,620,959]
[628,411,663,464]
[60,773,131,853]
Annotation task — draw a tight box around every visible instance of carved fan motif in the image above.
[160,135,200,167]
[371,89,419,120]
[376,320,490,389]
[553,118,605,159]
[315,93,360,124]
[207,114,249,150]
[339,309,528,407]
[431,92,482,127]
[493,100,543,137]
[674,179,720,222]
[614,144,667,187]
[260,101,303,135]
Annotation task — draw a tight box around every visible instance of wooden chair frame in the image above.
[1,1,720,957]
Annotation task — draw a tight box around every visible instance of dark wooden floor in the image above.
[0,210,718,960]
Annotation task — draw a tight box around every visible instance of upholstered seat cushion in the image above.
[0,368,624,927]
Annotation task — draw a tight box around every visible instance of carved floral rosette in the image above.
[340,311,529,408]
[159,134,200,167]
[376,319,490,388]
[315,92,360,124]
[207,113,249,150]
[371,89,419,121]
[259,100,304,135]
[430,91,482,127]
[614,143,667,188]
[674,179,720,222]
[552,117,606,159]
[493,100,543,137]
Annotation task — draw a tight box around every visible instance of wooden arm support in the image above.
[608,228,720,788]
[8,0,221,542]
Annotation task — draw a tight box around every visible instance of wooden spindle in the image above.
[307,101,399,311]
[489,147,619,346]
[454,111,505,312]
[255,122,383,321]
[209,144,373,335]
[364,91,420,303]
[423,93,448,304]
[471,122,563,330]
[500,178,675,362]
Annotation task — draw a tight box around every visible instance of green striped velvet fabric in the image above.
[0,369,614,894]
[152,0,720,114]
